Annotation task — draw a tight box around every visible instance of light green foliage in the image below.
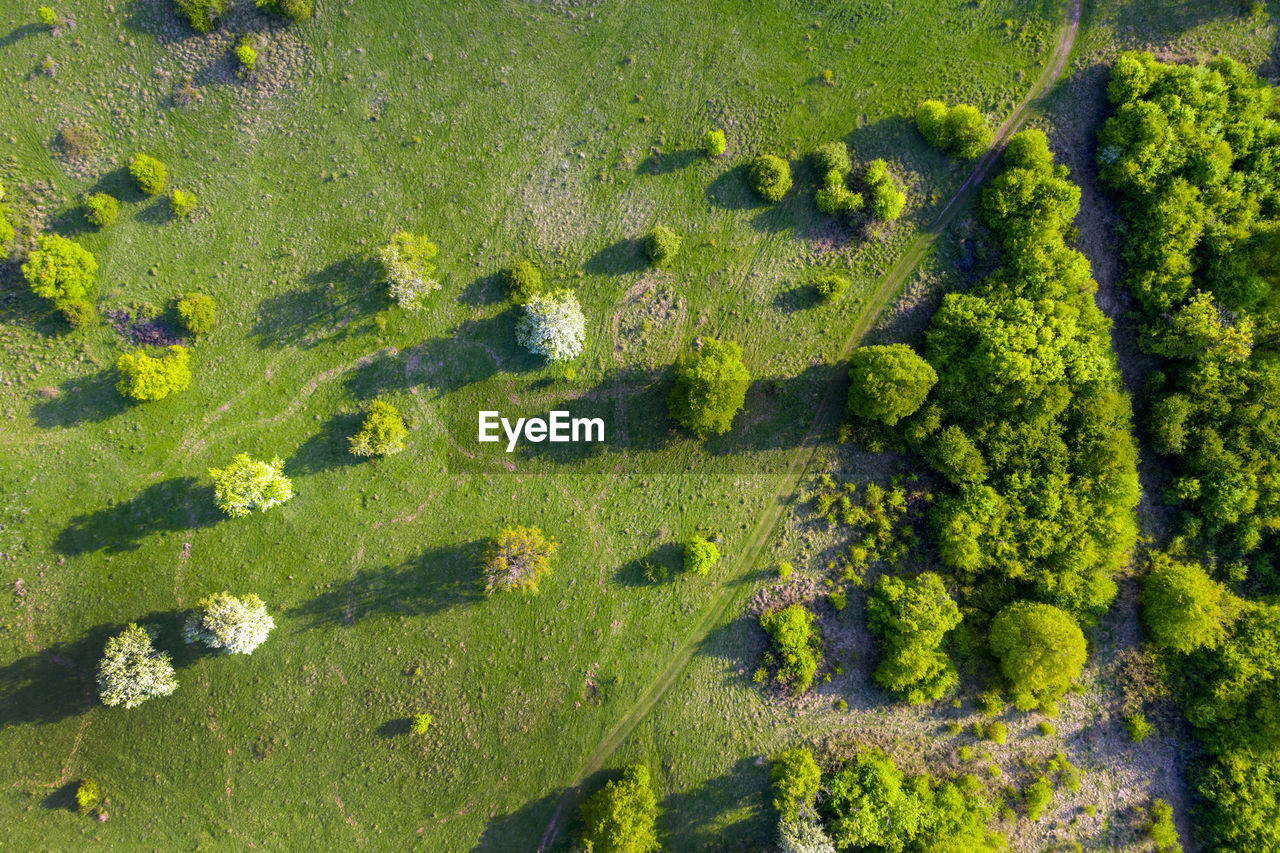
[1140,551,1237,654]
[482,526,556,593]
[813,272,849,303]
[208,454,294,518]
[778,816,836,853]
[777,561,794,578]
[0,182,13,259]
[378,230,439,308]
[38,6,59,27]
[771,747,821,821]
[682,536,719,576]
[1195,753,1280,851]
[98,623,178,708]
[75,778,99,812]
[644,224,681,265]
[668,338,750,438]
[848,343,937,426]
[750,154,792,202]
[704,128,726,157]
[84,192,119,227]
[22,233,97,308]
[867,572,961,704]
[1125,712,1152,743]
[235,37,257,75]
[813,148,862,217]
[759,604,821,694]
[864,159,905,221]
[349,400,407,457]
[1024,776,1053,821]
[1146,799,1182,853]
[129,153,167,195]
[504,259,543,304]
[256,0,311,24]
[410,713,432,735]
[578,764,659,853]
[812,478,916,570]
[183,592,274,654]
[914,100,949,149]
[813,141,853,177]
[989,601,1087,707]
[517,289,585,362]
[116,345,191,402]
[984,721,1007,744]
[176,292,217,336]
[915,101,992,159]
[174,0,225,32]
[169,188,198,218]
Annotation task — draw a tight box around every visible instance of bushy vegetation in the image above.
[176,292,217,336]
[349,400,407,457]
[0,182,13,258]
[813,141,863,217]
[516,289,585,362]
[750,154,792,202]
[98,623,178,708]
[682,535,719,576]
[1146,799,1182,853]
[759,603,821,694]
[813,272,849,303]
[813,142,853,177]
[503,259,543,305]
[772,747,822,821]
[1140,551,1236,654]
[170,188,198,218]
[74,778,100,813]
[129,153,167,196]
[183,592,274,655]
[256,0,311,24]
[235,37,257,77]
[989,600,1087,709]
[207,454,294,518]
[705,128,726,157]
[482,526,556,593]
[864,159,906,221]
[174,0,226,32]
[84,192,119,227]
[22,233,98,319]
[867,572,961,704]
[644,224,681,265]
[1024,776,1053,821]
[116,345,192,402]
[578,764,659,853]
[847,343,936,426]
[410,713,433,735]
[915,100,993,159]
[667,337,750,438]
[38,6,60,28]
[378,231,439,309]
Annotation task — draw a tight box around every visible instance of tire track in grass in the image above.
[535,1,1081,848]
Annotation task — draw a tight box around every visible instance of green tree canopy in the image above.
[668,338,751,438]
[848,344,937,426]
[989,600,1087,707]
[578,764,659,853]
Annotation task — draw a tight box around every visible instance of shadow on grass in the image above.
[615,541,684,587]
[658,756,772,850]
[253,255,385,350]
[0,23,42,47]
[471,789,565,853]
[29,369,129,428]
[705,162,763,211]
[286,410,366,476]
[637,148,701,175]
[772,284,822,314]
[289,541,487,628]
[54,478,220,556]
[701,364,835,457]
[377,717,412,738]
[42,781,81,812]
[459,270,506,307]
[584,237,649,276]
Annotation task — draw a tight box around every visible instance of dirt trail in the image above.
[534,4,1083,849]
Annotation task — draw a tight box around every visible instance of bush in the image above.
[867,572,962,704]
[483,526,556,593]
[504,259,543,304]
[75,778,100,813]
[1140,551,1237,653]
[985,721,1008,744]
[668,338,751,438]
[0,182,13,259]
[174,0,226,32]
[349,400,407,457]
[760,604,822,694]
[750,154,792,202]
[772,747,821,821]
[169,188,198,218]
[864,159,906,221]
[814,178,863,216]
[410,713,432,735]
[1126,711,1152,743]
[579,764,659,853]
[129,153,167,195]
[812,272,849,303]
[778,816,837,853]
[990,601,1087,706]
[234,37,257,76]
[705,128,726,157]
[683,536,720,576]
[116,345,191,402]
[22,233,97,309]
[847,343,937,426]
[915,100,949,148]
[176,292,217,336]
[378,231,439,308]
[1146,799,1182,852]
[916,101,993,159]
[1024,776,1053,821]
[256,0,311,24]
[813,142,853,177]
[644,224,682,265]
[84,192,119,228]
[516,289,585,362]
[38,6,59,27]
[1195,753,1280,851]
[208,454,294,517]
[777,561,794,578]
[60,298,94,329]
[98,623,178,708]
[183,592,274,654]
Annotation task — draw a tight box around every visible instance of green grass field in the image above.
[0,0,1273,849]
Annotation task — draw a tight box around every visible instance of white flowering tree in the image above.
[778,817,837,853]
[517,289,585,362]
[378,230,440,309]
[183,592,275,655]
[208,454,294,518]
[98,623,178,708]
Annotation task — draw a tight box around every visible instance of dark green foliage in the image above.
[989,601,1087,708]
[864,159,905,221]
[759,604,821,694]
[1195,753,1280,851]
[578,764,659,853]
[60,298,94,329]
[667,338,750,438]
[176,293,217,336]
[644,224,681,265]
[129,153,167,195]
[503,260,543,304]
[1146,393,1192,455]
[1140,551,1237,654]
[682,536,719,576]
[84,192,119,228]
[256,0,311,23]
[813,272,849,303]
[915,100,993,159]
[174,0,225,32]
[749,154,792,202]
[771,747,821,821]
[848,343,936,426]
[867,572,961,704]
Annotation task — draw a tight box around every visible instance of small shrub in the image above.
[644,224,681,265]
[38,6,60,27]
[349,400,407,457]
[410,713,432,735]
[504,259,543,304]
[75,778,100,812]
[1025,776,1053,821]
[827,589,848,611]
[1146,799,1182,853]
[378,230,440,308]
[813,272,849,303]
[174,0,225,32]
[517,289,585,362]
[176,293,217,336]
[749,154,792,202]
[183,591,274,654]
[234,37,257,76]
[116,345,191,402]
[84,192,119,228]
[1038,721,1055,736]
[776,561,794,578]
[256,0,311,24]
[978,690,1004,715]
[60,298,94,328]
[483,526,556,593]
[759,603,822,694]
[208,454,294,517]
[864,159,906,221]
[98,623,178,708]
[129,153,167,196]
[705,128,726,157]
[1125,711,1152,743]
[169,188,198,218]
[813,142,852,177]
[683,536,720,576]
[985,721,1008,744]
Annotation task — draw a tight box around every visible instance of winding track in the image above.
[535,2,1083,848]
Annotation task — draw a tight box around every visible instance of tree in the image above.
[778,817,837,853]
[668,338,751,438]
[944,105,993,159]
[915,100,949,149]
[177,293,217,336]
[22,233,97,308]
[98,623,178,708]
[813,272,849,303]
[1182,600,1280,754]
[183,592,274,654]
[483,526,556,593]
[84,192,119,228]
[1140,551,1237,653]
[1146,799,1182,853]
[116,345,191,402]
[504,259,543,304]
[705,129,726,157]
[683,536,720,575]
[174,0,225,32]
[772,747,821,821]
[349,400,407,457]
[0,182,14,260]
[169,188,198,218]
[644,224,682,265]
[378,230,440,308]
[864,159,906,221]
[256,0,311,24]
[760,604,822,694]
[208,454,294,517]
[1195,753,1280,851]
[750,154,792,202]
[129,153,167,195]
[813,142,853,177]
[578,764,659,853]
[989,601,1087,707]
[822,752,925,852]
[516,289,585,362]
[847,344,937,426]
[867,573,962,704]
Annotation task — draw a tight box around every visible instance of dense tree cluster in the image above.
[22,233,98,325]
[915,100,993,160]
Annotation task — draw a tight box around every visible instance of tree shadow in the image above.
[637,148,701,175]
[705,162,764,211]
[0,23,42,48]
[615,541,684,587]
[376,717,411,738]
[42,781,80,812]
[29,369,130,428]
[87,166,148,205]
[583,237,649,276]
[286,410,366,476]
[289,541,487,628]
[253,255,385,350]
[702,363,835,456]
[54,477,220,556]
[459,270,505,307]
[772,284,822,314]
[135,197,174,226]
[658,756,772,850]
[471,790,565,853]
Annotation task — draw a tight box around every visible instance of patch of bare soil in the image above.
[610,273,686,366]
[102,308,184,347]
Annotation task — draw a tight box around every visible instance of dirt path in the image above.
[534,4,1084,849]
